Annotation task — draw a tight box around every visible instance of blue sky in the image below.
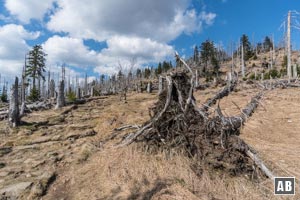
[0,0,299,84]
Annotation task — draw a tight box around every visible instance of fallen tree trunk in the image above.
[117,53,273,179]
[216,92,263,132]
[26,101,53,112]
[200,74,238,112]
[246,150,274,179]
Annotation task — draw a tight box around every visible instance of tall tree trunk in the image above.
[287,11,292,81]
[158,76,164,94]
[147,82,152,93]
[76,87,81,99]
[9,77,20,127]
[49,79,55,98]
[55,80,65,109]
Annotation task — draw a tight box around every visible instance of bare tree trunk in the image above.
[55,80,65,109]
[158,76,164,94]
[90,86,95,97]
[293,64,297,78]
[20,67,26,116]
[76,87,81,99]
[241,43,245,78]
[50,79,55,98]
[195,70,199,87]
[84,73,88,95]
[287,11,292,81]
[147,82,152,93]
[9,77,20,127]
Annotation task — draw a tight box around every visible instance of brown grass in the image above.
[44,88,300,200]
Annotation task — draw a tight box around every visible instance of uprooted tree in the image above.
[117,52,274,179]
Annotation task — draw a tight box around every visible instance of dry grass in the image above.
[44,88,300,200]
[46,145,277,200]
[1,87,300,199]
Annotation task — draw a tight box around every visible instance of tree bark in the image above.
[158,76,164,94]
[200,74,237,112]
[217,92,263,132]
[49,79,55,98]
[147,82,152,93]
[55,80,65,109]
[8,77,20,127]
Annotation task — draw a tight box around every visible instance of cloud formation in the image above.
[0,24,40,77]
[4,0,55,23]
[1,0,217,77]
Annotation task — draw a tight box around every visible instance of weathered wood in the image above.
[8,77,20,127]
[55,80,65,109]
[49,79,55,98]
[200,74,238,112]
[76,87,81,99]
[246,150,274,179]
[158,76,164,94]
[218,92,263,131]
[146,82,152,93]
[26,101,52,112]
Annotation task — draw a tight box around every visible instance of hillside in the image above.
[1,82,300,199]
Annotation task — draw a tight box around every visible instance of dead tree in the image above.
[8,77,20,127]
[20,65,26,116]
[200,73,238,112]
[49,79,55,98]
[76,87,81,99]
[147,82,152,93]
[158,76,164,94]
[117,53,273,179]
[55,80,65,109]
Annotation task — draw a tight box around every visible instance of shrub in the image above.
[28,87,40,102]
[249,73,255,80]
[67,91,76,103]
[0,93,8,102]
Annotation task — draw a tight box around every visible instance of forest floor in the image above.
[0,85,300,200]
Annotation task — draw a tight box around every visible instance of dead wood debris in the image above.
[116,54,274,180]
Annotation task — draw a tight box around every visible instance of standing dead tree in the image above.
[116,53,273,179]
[55,80,65,109]
[8,77,20,127]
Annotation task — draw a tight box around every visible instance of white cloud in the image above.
[4,0,55,23]
[43,35,98,68]
[1,0,217,77]
[0,24,40,77]
[47,0,214,43]
[43,35,174,75]
[102,36,173,61]
[199,11,217,26]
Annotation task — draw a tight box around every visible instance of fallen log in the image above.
[246,150,274,179]
[26,101,53,112]
[216,92,263,132]
[200,73,238,112]
[117,53,273,179]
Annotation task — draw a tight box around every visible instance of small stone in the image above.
[0,181,32,198]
